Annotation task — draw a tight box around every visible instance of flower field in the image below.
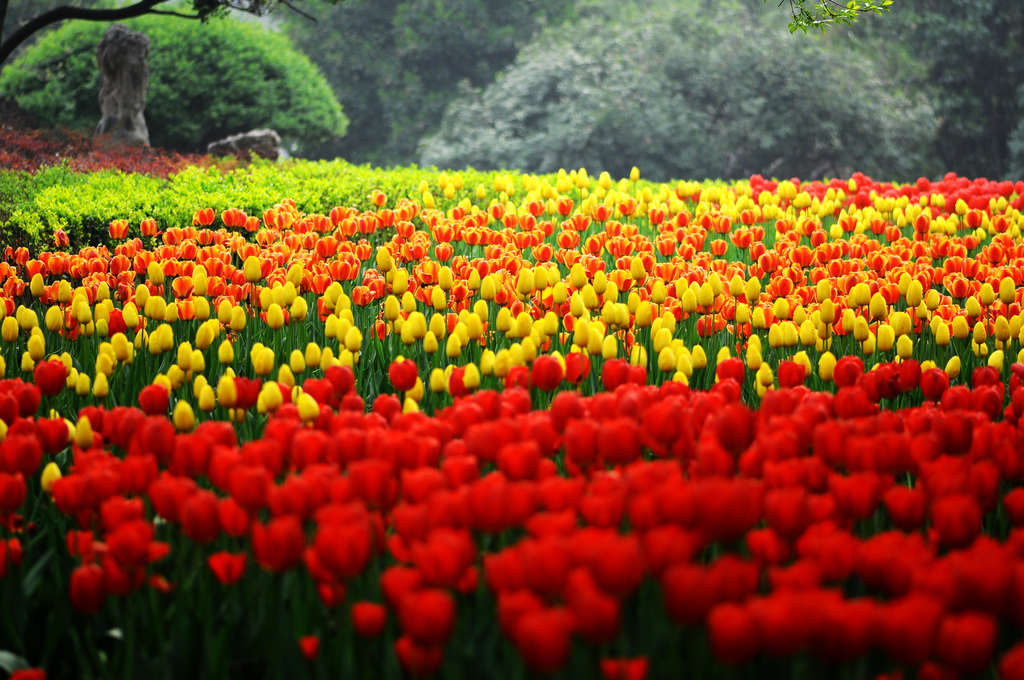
[2,163,1024,679]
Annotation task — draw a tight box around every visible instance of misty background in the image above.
[2,0,1022,181]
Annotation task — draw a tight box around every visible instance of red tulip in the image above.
[600,657,649,680]
[935,612,996,674]
[513,607,574,674]
[931,493,982,549]
[833,356,864,388]
[137,384,170,415]
[181,490,220,544]
[530,355,563,391]
[882,485,927,531]
[777,360,806,388]
[351,601,388,637]
[389,359,419,393]
[394,635,443,676]
[879,595,943,665]
[228,465,272,513]
[707,602,757,664]
[252,516,305,572]
[565,568,621,644]
[1001,643,1024,680]
[398,588,455,646]
[33,359,66,397]
[298,635,320,661]
[70,563,106,613]
[1005,488,1024,525]
[207,551,247,585]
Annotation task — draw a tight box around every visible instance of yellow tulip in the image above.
[999,276,1015,305]
[972,321,987,345]
[290,296,308,322]
[243,255,262,282]
[266,303,284,330]
[173,400,195,431]
[988,349,1004,372]
[429,368,447,392]
[657,346,676,372]
[896,334,913,360]
[74,416,94,449]
[463,364,481,389]
[92,372,109,399]
[289,349,306,374]
[45,306,63,332]
[27,333,45,361]
[343,326,363,352]
[217,374,238,407]
[877,324,895,352]
[430,286,447,312]
[445,333,462,359]
[945,355,961,378]
[75,372,91,396]
[198,384,216,412]
[146,260,165,285]
[291,392,316,421]
[1,317,18,342]
[278,364,295,388]
[41,462,62,493]
[691,345,707,370]
[229,306,247,332]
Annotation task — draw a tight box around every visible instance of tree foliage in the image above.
[837,0,1023,179]
[420,0,938,181]
[279,0,574,165]
[770,0,893,33]
[0,13,347,154]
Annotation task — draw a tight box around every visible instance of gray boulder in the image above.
[94,24,150,147]
[206,129,282,160]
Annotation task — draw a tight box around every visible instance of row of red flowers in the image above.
[2,356,1024,677]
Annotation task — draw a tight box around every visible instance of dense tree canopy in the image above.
[278,0,574,165]
[419,1,937,181]
[840,0,1024,179]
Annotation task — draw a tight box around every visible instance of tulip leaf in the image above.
[20,546,54,599]
[0,651,28,673]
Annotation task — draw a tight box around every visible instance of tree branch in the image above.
[0,0,10,46]
[280,0,317,23]
[149,10,203,19]
[0,0,183,67]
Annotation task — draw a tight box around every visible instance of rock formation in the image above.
[95,24,150,147]
[206,129,282,161]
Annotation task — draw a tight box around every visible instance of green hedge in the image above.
[0,160,524,248]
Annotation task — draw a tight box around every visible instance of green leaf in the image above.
[20,546,55,599]
[0,651,29,673]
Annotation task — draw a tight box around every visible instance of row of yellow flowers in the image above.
[0,170,1021,428]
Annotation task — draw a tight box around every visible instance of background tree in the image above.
[278,0,574,165]
[838,0,1024,179]
[419,0,938,182]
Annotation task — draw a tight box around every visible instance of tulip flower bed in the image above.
[1,165,1024,679]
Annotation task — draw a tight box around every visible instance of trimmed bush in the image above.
[0,14,347,155]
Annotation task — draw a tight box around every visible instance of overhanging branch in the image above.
[281,0,317,22]
[0,0,193,67]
